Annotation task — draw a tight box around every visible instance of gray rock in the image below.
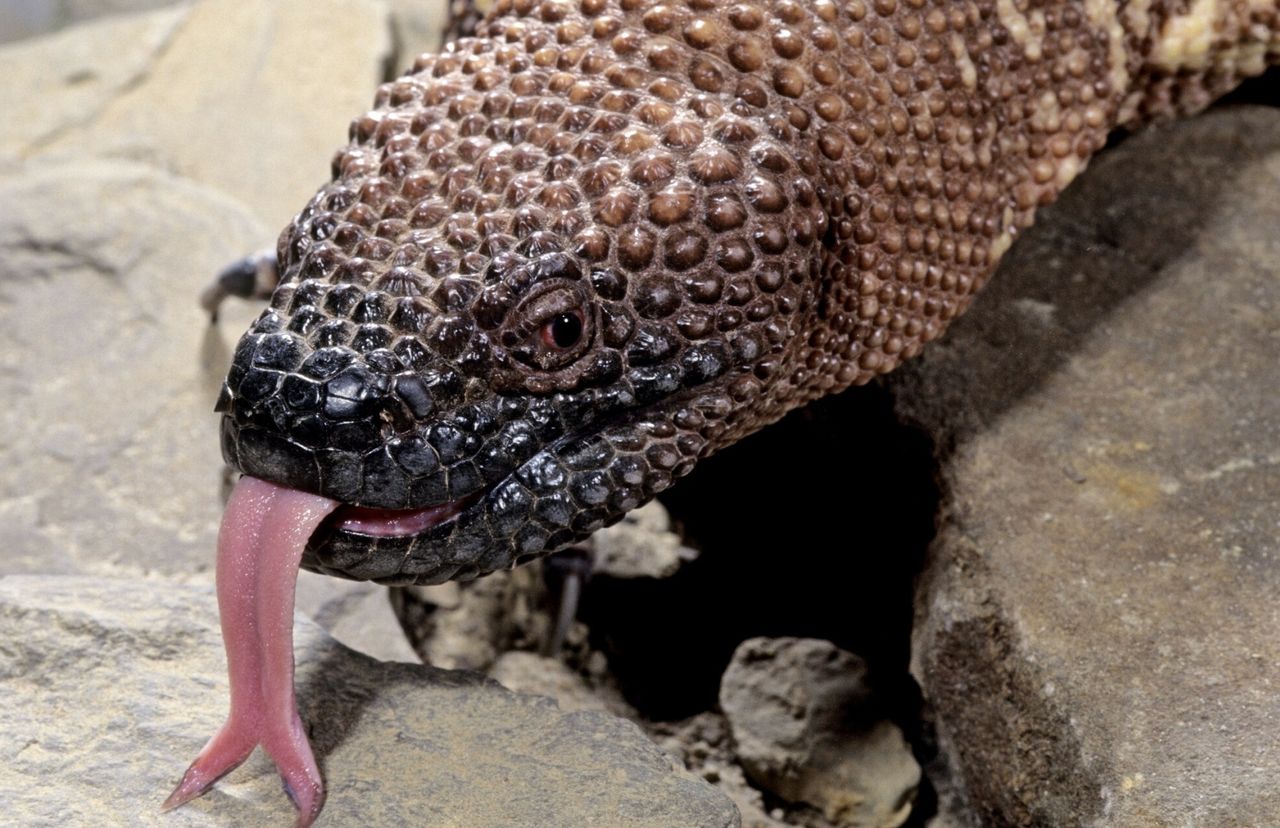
[720,638,921,828]
[0,575,741,827]
[0,0,182,45]
[405,567,535,670]
[295,572,420,664]
[404,580,464,610]
[903,107,1280,826]
[489,651,635,717]
[1,0,392,230]
[651,713,794,828]
[0,4,187,145]
[387,0,451,74]
[592,500,698,580]
[0,0,415,657]
[0,161,261,580]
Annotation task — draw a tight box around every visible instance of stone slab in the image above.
[0,575,741,827]
[903,107,1280,826]
[1,0,391,229]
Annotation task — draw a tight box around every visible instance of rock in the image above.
[295,572,419,663]
[402,568,533,670]
[0,161,261,580]
[0,0,414,659]
[719,638,921,828]
[0,0,182,44]
[650,713,794,828]
[0,5,189,164]
[1,0,392,230]
[387,0,450,74]
[592,500,698,580]
[902,107,1280,826]
[404,580,463,609]
[395,560,604,672]
[0,575,741,827]
[489,651,634,717]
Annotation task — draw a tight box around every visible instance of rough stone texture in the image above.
[0,576,740,827]
[295,570,420,663]
[489,650,634,716]
[388,0,451,74]
[651,713,794,828]
[0,0,181,44]
[399,565,548,670]
[0,161,258,580]
[1,0,391,229]
[592,501,697,580]
[902,106,1280,826]
[0,7,189,165]
[720,638,921,828]
[0,0,414,653]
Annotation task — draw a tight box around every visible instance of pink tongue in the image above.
[164,476,339,827]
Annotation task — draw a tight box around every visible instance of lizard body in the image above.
[221,0,1278,585]
[170,0,1280,822]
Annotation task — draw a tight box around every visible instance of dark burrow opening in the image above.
[575,381,944,823]
[582,383,938,719]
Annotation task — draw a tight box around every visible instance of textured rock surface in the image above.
[0,161,257,579]
[0,1,410,645]
[1,0,390,229]
[489,650,634,715]
[0,576,740,827]
[0,0,178,44]
[295,570,420,663]
[720,638,920,828]
[399,566,546,669]
[0,3,187,155]
[903,106,1280,826]
[592,500,697,580]
[651,713,794,828]
[388,0,452,73]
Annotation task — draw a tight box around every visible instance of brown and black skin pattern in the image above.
[217,0,1279,585]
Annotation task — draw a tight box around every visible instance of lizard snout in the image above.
[218,322,458,510]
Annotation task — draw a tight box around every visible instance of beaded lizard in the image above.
[166,0,1280,823]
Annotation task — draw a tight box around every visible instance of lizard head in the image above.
[216,13,863,585]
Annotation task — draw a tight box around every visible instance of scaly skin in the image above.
[216,0,1278,588]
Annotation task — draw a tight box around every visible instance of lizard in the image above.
[164,0,1280,824]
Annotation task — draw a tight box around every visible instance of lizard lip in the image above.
[329,490,483,537]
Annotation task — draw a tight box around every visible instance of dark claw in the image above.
[543,545,594,658]
[201,249,280,322]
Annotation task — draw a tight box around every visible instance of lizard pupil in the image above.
[548,312,583,349]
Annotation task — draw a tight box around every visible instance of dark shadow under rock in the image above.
[581,382,939,723]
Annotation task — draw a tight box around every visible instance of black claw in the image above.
[543,545,594,657]
[201,249,280,321]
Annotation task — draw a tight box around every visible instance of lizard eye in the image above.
[504,284,595,372]
[543,312,584,349]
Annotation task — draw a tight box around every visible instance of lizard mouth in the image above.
[327,491,483,538]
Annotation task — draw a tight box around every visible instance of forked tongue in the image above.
[163,476,339,827]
